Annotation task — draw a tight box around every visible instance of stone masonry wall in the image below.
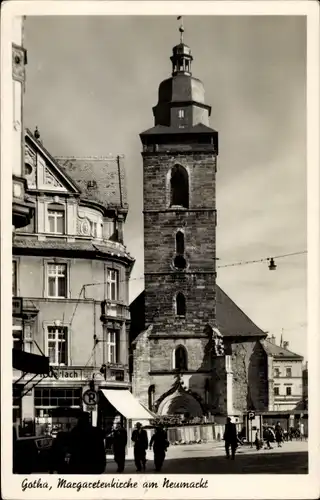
[132,330,151,408]
[231,340,268,414]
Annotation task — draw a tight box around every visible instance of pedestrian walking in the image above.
[149,424,169,472]
[68,413,106,474]
[112,422,128,473]
[275,421,283,447]
[131,422,148,472]
[262,424,273,449]
[223,417,238,460]
[254,429,262,450]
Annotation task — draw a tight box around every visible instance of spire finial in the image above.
[177,16,184,44]
[34,126,40,140]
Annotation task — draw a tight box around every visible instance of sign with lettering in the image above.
[248,411,255,420]
[13,368,94,383]
[85,404,96,412]
[45,369,93,380]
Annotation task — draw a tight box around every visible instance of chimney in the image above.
[283,341,289,350]
[270,335,276,344]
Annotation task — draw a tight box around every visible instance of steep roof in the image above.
[130,285,267,339]
[215,285,266,338]
[261,339,303,359]
[56,156,128,213]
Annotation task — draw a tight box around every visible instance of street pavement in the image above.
[105,440,308,474]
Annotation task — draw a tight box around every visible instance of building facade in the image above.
[131,35,269,423]
[12,16,33,230]
[12,129,134,430]
[262,336,304,411]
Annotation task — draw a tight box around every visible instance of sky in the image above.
[23,15,307,358]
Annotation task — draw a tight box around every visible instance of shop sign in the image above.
[44,368,93,381]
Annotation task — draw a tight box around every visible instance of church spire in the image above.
[170,16,193,77]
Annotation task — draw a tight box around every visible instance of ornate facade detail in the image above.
[77,214,97,237]
[24,144,37,188]
[12,44,26,83]
[44,166,64,188]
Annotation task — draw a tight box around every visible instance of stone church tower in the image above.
[133,34,223,418]
[131,31,269,421]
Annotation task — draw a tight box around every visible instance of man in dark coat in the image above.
[68,413,106,474]
[223,417,238,460]
[275,422,283,447]
[112,422,128,473]
[149,424,169,472]
[131,422,148,472]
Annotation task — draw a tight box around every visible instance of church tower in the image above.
[136,23,222,417]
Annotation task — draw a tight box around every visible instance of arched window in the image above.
[176,231,185,254]
[174,231,187,269]
[174,345,188,371]
[148,385,155,410]
[176,292,186,316]
[170,165,189,208]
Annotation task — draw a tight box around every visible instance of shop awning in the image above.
[100,389,154,420]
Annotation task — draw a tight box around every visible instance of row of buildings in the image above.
[12,17,307,437]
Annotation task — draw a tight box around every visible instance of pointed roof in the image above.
[261,339,303,359]
[215,285,266,338]
[25,129,81,194]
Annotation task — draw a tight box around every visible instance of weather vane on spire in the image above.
[177,16,184,43]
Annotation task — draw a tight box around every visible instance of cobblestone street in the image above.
[105,441,308,474]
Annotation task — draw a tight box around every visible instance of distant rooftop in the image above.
[262,339,303,359]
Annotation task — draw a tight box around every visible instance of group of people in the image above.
[258,422,284,450]
[113,421,169,473]
[50,414,169,474]
[224,418,289,459]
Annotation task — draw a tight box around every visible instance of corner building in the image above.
[132,37,269,422]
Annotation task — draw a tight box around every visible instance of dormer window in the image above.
[48,203,65,235]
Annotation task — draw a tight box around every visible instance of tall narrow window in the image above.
[286,386,292,396]
[47,204,65,234]
[170,165,189,208]
[286,367,292,377]
[176,292,186,316]
[174,231,187,269]
[12,261,17,296]
[47,326,68,365]
[47,263,67,298]
[178,109,185,119]
[106,269,119,301]
[176,231,185,254]
[148,385,155,410]
[107,330,118,364]
[274,387,280,396]
[174,345,188,371]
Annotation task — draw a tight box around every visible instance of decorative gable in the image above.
[24,130,81,196]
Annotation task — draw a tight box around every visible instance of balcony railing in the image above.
[100,302,130,321]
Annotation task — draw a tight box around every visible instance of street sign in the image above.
[84,404,96,412]
[248,411,255,420]
[82,389,98,406]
